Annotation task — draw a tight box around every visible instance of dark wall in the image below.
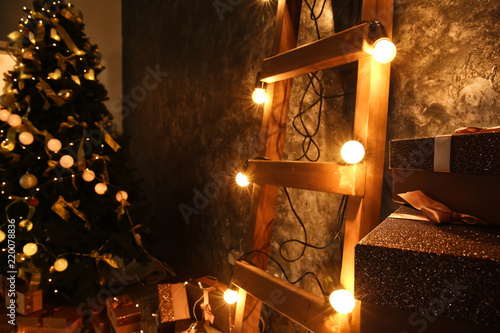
[122,0,499,329]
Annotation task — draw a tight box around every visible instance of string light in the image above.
[54,258,68,272]
[47,138,62,152]
[223,289,240,304]
[341,141,365,164]
[329,289,355,314]
[23,242,38,256]
[373,38,397,63]
[235,172,249,187]
[7,114,22,127]
[252,88,267,104]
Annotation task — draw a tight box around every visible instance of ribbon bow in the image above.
[51,195,90,228]
[111,296,134,310]
[398,190,487,225]
[201,290,215,325]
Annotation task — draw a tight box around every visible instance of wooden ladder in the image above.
[232,0,393,332]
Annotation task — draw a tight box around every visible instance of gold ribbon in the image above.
[36,79,65,107]
[201,290,215,325]
[434,135,452,172]
[115,199,131,218]
[97,122,121,152]
[397,190,487,225]
[90,251,121,269]
[54,53,77,72]
[43,160,59,177]
[50,19,85,56]
[51,195,90,228]
[18,262,42,292]
[1,127,17,152]
[35,18,46,47]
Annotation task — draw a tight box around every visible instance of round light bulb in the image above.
[341,141,365,164]
[236,172,250,187]
[0,230,5,242]
[19,220,33,231]
[54,258,68,272]
[23,242,38,256]
[47,138,62,152]
[7,114,22,127]
[329,289,356,314]
[82,169,95,182]
[115,190,128,202]
[19,132,34,145]
[224,289,240,304]
[0,109,11,122]
[373,38,397,64]
[95,182,108,195]
[60,155,74,168]
[252,88,268,104]
[19,173,38,189]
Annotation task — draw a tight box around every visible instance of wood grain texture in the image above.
[245,160,365,196]
[261,23,371,83]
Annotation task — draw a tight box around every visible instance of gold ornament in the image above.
[71,75,81,85]
[19,220,33,231]
[20,173,38,189]
[57,89,75,101]
[84,69,95,80]
[50,28,61,41]
[48,68,62,80]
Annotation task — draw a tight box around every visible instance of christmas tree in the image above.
[0,0,160,302]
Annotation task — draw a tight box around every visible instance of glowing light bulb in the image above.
[23,242,38,256]
[236,172,250,187]
[7,114,22,127]
[115,190,128,202]
[224,289,240,304]
[19,220,33,231]
[95,183,108,195]
[54,258,68,272]
[19,132,34,145]
[373,38,397,64]
[82,169,95,182]
[0,109,11,122]
[252,88,267,104]
[0,230,5,243]
[47,138,62,152]
[60,155,74,168]
[341,141,365,164]
[329,289,355,314]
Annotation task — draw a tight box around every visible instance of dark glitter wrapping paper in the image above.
[355,206,500,328]
[389,132,500,175]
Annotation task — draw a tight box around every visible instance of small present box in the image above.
[16,306,83,332]
[91,311,111,333]
[158,283,191,324]
[355,206,500,329]
[390,131,500,225]
[4,278,43,316]
[106,295,141,333]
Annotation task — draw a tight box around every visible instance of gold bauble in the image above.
[19,173,38,189]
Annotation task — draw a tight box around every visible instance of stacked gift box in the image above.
[355,129,500,332]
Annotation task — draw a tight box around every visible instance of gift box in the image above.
[4,278,43,316]
[105,295,141,333]
[16,306,83,332]
[390,131,500,225]
[91,310,111,333]
[355,206,500,329]
[158,283,191,326]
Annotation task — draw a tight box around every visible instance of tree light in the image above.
[7,114,22,127]
[23,242,38,256]
[341,141,365,164]
[0,109,11,122]
[82,169,95,182]
[115,190,128,202]
[54,258,68,272]
[19,173,38,189]
[236,172,250,187]
[95,183,108,195]
[252,88,268,104]
[19,132,34,145]
[224,289,240,304]
[0,230,5,243]
[60,155,75,168]
[373,38,397,64]
[47,138,62,152]
[329,289,355,314]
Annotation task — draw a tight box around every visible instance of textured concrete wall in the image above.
[122,0,499,331]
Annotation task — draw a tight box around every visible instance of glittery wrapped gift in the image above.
[3,278,42,316]
[105,295,141,333]
[390,131,500,225]
[158,283,191,324]
[16,306,83,332]
[355,206,500,329]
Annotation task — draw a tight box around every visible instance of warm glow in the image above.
[82,169,96,182]
[60,155,75,168]
[373,38,397,63]
[19,220,33,231]
[19,132,34,145]
[236,172,250,187]
[23,242,38,256]
[0,109,11,122]
[7,114,22,127]
[47,138,62,152]
[341,141,365,164]
[0,230,5,243]
[19,173,38,189]
[115,190,128,202]
[95,183,108,195]
[224,289,240,304]
[329,289,355,314]
[252,88,268,104]
[54,258,68,272]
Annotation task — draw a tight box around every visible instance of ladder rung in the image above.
[261,22,371,83]
[245,160,365,196]
[233,261,343,333]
